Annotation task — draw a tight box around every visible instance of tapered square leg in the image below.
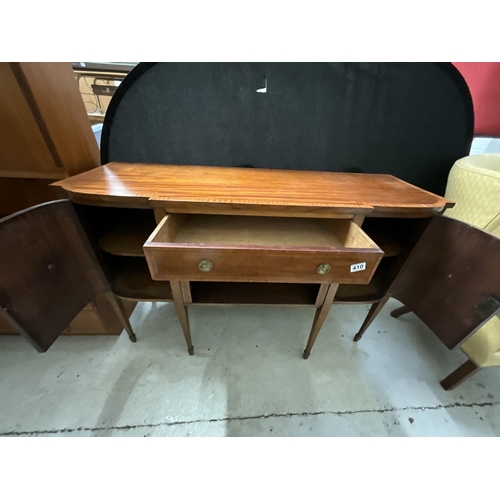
[170,280,194,355]
[353,294,390,342]
[303,283,339,359]
[105,291,137,343]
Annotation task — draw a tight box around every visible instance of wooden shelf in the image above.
[108,257,173,301]
[100,213,156,257]
[191,282,319,306]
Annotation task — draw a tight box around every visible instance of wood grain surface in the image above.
[53,163,453,217]
[0,63,60,175]
[14,62,100,177]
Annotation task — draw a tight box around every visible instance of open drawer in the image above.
[143,214,384,284]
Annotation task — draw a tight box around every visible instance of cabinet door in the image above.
[0,63,61,176]
[388,216,500,349]
[0,200,106,351]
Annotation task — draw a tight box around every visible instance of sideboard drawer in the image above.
[143,214,384,284]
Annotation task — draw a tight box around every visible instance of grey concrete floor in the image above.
[0,298,499,437]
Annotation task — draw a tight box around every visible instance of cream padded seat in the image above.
[445,154,500,236]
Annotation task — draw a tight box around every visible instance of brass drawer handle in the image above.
[317,263,331,275]
[198,259,213,272]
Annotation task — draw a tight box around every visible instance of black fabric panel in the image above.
[102,63,473,195]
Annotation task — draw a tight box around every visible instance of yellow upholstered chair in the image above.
[440,154,500,389]
[445,154,500,237]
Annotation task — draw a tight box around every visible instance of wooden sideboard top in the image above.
[53,163,453,217]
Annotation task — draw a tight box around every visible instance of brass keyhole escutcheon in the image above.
[317,263,331,275]
[198,259,213,272]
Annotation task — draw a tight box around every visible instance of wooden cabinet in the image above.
[0,62,134,336]
[53,163,452,356]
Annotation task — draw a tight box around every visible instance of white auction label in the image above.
[350,262,366,273]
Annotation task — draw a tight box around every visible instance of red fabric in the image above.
[453,62,500,136]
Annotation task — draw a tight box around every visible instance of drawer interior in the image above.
[149,214,379,250]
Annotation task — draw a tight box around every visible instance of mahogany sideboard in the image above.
[53,162,452,357]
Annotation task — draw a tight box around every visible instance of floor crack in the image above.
[1,400,498,436]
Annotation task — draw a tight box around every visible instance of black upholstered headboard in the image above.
[101,63,473,195]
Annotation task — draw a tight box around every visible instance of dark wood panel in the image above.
[53,163,453,217]
[389,216,500,349]
[0,178,67,218]
[0,201,109,351]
